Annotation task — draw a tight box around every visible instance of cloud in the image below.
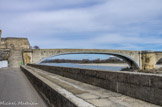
[0,0,105,12]
[0,0,162,50]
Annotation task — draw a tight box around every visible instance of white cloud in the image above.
[0,0,162,50]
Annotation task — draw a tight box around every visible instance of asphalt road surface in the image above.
[0,68,48,107]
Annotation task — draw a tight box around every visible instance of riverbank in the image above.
[80,63,162,68]
[79,63,129,67]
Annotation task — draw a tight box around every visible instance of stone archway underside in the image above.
[23,49,141,70]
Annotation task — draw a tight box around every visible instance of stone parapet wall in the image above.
[20,65,90,107]
[28,64,162,106]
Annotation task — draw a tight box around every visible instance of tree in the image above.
[33,45,40,49]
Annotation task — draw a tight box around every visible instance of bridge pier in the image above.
[141,51,156,70]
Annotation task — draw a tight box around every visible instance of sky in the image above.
[1,0,162,51]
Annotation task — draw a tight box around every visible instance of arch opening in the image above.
[156,57,162,69]
[37,52,140,70]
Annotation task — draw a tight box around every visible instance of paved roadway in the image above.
[0,68,48,107]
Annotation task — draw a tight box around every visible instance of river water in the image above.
[40,63,126,71]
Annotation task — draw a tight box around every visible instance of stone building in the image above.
[0,29,31,67]
[0,30,30,50]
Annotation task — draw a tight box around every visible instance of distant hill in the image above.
[42,57,125,63]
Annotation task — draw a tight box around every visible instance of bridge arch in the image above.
[155,54,162,66]
[37,52,140,70]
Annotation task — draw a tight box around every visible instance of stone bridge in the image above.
[22,49,162,70]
